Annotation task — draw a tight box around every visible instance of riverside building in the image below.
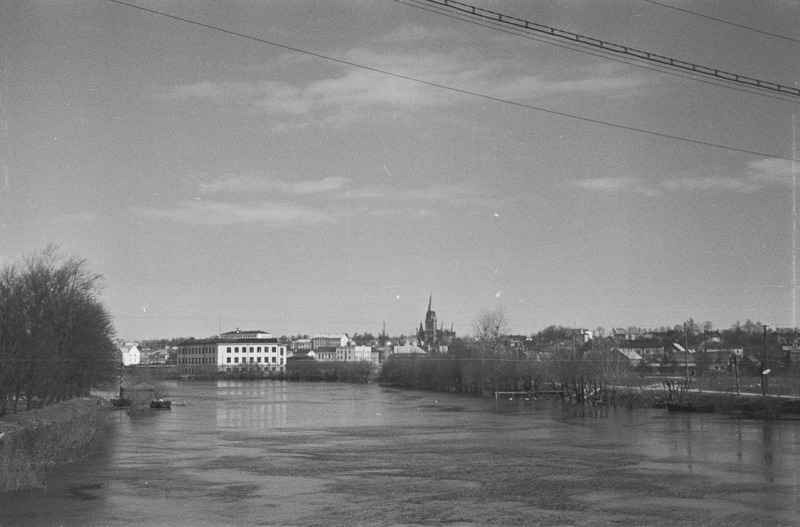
[176,329,287,377]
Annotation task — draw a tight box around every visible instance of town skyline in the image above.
[2,1,798,341]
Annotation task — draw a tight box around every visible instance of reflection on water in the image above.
[215,381,288,429]
[1,381,798,527]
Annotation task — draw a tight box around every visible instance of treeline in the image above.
[380,343,632,403]
[0,247,118,417]
[285,359,373,383]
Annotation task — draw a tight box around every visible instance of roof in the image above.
[221,329,268,335]
[177,337,280,346]
[393,344,426,354]
[615,348,643,361]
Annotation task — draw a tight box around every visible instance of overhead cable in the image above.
[411,0,800,99]
[104,0,796,162]
[642,0,800,45]
[398,0,798,104]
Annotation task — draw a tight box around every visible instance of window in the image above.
[280,349,284,356]
[250,347,254,353]
[272,346,276,353]
[257,357,261,363]
[271,357,276,363]
[235,347,239,353]
[234,357,239,364]
[227,347,231,353]
[257,347,261,352]
[250,357,254,363]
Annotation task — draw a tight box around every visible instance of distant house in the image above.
[335,345,373,362]
[120,343,140,366]
[291,338,312,351]
[150,349,171,364]
[392,343,427,355]
[289,349,316,360]
[311,334,351,350]
[618,341,665,362]
[612,347,643,367]
[698,348,743,371]
[314,346,337,361]
[668,343,697,368]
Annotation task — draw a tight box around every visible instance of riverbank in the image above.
[0,397,111,492]
[677,391,800,418]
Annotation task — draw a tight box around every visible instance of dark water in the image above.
[1,381,798,526]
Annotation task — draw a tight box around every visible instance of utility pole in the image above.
[762,325,769,396]
[684,322,689,384]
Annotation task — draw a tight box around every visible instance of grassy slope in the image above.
[0,397,111,491]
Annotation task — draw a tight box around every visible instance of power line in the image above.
[642,0,800,45]
[104,0,796,162]
[397,0,799,104]
[410,0,800,99]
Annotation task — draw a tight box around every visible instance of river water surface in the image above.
[1,381,798,526]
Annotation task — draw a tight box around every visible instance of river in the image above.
[1,381,798,526]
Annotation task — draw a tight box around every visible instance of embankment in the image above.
[0,397,111,492]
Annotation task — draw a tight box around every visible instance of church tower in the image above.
[424,295,438,350]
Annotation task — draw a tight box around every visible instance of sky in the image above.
[2,0,799,340]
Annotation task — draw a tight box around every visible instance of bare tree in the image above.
[472,305,509,356]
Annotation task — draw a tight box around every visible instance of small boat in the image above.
[666,402,715,413]
[110,398,132,408]
[150,399,172,409]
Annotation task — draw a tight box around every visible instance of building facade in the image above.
[335,345,373,362]
[176,333,287,377]
[120,343,141,366]
[311,334,351,350]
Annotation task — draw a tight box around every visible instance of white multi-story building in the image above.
[335,345,373,362]
[311,334,351,350]
[176,332,287,377]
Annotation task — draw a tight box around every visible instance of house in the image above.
[311,334,351,350]
[314,346,337,361]
[392,343,427,354]
[612,347,643,367]
[289,349,316,360]
[335,345,373,362]
[668,343,697,368]
[697,348,743,371]
[291,338,312,351]
[120,343,141,366]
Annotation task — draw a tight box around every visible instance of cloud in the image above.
[50,212,98,224]
[199,175,350,195]
[659,176,760,193]
[132,200,335,227]
[139,172,513,227]
[747,158,797,186]
[156,45,649,129]
[574,157,798,196]
[572,177,659,197]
